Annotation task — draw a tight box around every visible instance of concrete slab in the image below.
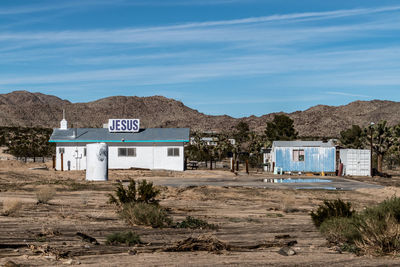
[149,175,382,190]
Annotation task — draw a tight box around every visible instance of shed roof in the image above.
[272,140,335,148]
[49,128,190,143]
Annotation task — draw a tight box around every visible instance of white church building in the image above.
[49,115,189,171]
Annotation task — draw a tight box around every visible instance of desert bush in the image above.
[119,202,172,228]
[319,217,360,245]
[136,180,160,204]
[353,197,400,255]
[175,216,217,229]
[2,198,22,216]
[316,197,400,255]
[311,199,354,227]
[108,179,160,208]
[355,214,400,255]
[36,187,56,204]
[106,231,141,246]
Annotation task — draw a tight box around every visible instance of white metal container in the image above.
[340,149,371,176]
[86,143,108,181]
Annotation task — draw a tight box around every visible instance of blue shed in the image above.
[272,141,336,173]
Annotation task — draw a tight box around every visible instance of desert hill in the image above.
[0,91,399,137]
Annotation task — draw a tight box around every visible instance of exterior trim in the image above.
[49,139,189,143]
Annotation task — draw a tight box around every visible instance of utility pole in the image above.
[370,122,374,177]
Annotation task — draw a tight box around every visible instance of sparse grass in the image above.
[106,231,142,246]
[36,187,56,204]
[175,216,217,229]
[1,198,23,216]
[227,216,263,223]
[119,202,172,228]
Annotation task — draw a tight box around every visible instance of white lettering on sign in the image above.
[108,119,140,133]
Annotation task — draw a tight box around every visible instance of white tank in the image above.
[86,143,108,181]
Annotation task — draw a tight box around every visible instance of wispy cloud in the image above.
[0,1,115,15]
[326,91,371,98]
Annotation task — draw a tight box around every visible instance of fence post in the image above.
[246,159,249,174]
[61,153,64,171]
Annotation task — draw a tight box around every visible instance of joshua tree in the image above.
[365,121,394,173]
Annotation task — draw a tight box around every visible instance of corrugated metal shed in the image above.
[273,140,335,148]
[272,140,336,173]
[340,149,370,176]
[49,128,190,143]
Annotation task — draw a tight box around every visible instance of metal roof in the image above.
[272,140,335,148]
[49,128,190,143]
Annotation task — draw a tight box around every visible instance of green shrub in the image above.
[119,202,172,228]
[311,199,354,227]
[136,180,160,204]
[354,197,400,255]
[108,179,160,207]
[106,231,141,246]
[316,197,400,256]
[319,217,360,245]
[175,216,217,230]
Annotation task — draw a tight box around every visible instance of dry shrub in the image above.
[119,202,172,228]
[2,198,22,216]
[355,214,400,256]
[317,197,400,256]
[106,231,142,246]
[36,187,56,204]
[280,194,296,212]
[164,235,229,252]
[311,199,354,227]
[319,217,360,245]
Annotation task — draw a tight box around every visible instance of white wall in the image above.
[55,142,184,171]
[340,149,371,176]
[55,143,87,171]
[153,145,184,171]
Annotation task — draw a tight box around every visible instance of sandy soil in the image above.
[0,160,400,266]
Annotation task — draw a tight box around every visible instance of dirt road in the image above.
[0,161,399,266]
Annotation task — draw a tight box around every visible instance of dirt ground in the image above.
[1,160,400,266]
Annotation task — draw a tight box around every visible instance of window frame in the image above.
[167,147,180,157]
[118,147,136,157]
[292,149,305,162]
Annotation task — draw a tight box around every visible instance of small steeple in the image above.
[60,109,68,130]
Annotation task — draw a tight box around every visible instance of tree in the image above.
[234,121,250,144]
[365,121,394,173]
[265,114,298,142]
[339,125,365,149]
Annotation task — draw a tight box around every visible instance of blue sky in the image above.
[0,0,400,118]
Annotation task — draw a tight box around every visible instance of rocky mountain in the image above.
[1,90,399,137]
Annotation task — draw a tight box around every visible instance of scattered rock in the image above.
[286,240,297,247]
[332,246,342,254]
[278,246,296,256]
[76,232,99,245]
[63,259,74,265]
[4,261,19,267]
[274,234,291,239]
[128,249,138,255]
